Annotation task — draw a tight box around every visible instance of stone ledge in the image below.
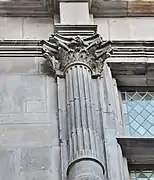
[54,24,97,36]
[0,0,53,17]
[117,137,154,165]
[0,40,42,57]
[2,0,154,17]
[55,0,154,17]
[91,0,154,17]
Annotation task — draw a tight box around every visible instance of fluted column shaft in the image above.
[65,62,105,180]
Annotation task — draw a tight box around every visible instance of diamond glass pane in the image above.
[121,92,154,136]
[130,170,154,180]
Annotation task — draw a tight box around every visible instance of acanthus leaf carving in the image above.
[41,33,112,76]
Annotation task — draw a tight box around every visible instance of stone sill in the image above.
[117,136,154,165]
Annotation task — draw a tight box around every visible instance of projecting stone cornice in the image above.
[117,137,154,165]
[2,39,154,87]
[90,0,154,17]
[0,40,42,57]
[1,0,154,17]
[55,0,154,17]
[1,40,154,57]
[0,0,53,17]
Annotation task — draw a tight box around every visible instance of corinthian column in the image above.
[41,32,111,180]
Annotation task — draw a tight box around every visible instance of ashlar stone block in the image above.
[21,147,52,172]
[26,101,47,113]
[60,2,90,24]
[0,17,22,39]
[23,18,54,40]
[0,75,46,113]
[0,150,16,180]
[0,124,54,147]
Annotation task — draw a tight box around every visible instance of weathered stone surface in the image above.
[26,101,47,113]
[0,17,53,40]
[91,0,128,17]
[94,17,154,40]
[0,113,51,124]
[68,160,104,180]
[0,57,39,74]
[0,73,57,124]
[60,2,90,24]
[0,124,56,147]
[94,18,109,40]
[21,147,52,172]
[0,75,46,113]
[91,0,154,17]
[50,146,61,180]
[108,18,131,40]
[107,59,154,87]
[128,0,154,16]
[20,171,52,180]
[0,150,16,180]
[42,32,111,75]
[23,17,54,40]
[0,146,60,180]
[50,33,107,180]
[99,64,129,180]
[130,18,154,40]
[117,137,154,165]
[0,17,23,39]
[3,0,154,18]
[0,0,52,17]
[0,75,46,109]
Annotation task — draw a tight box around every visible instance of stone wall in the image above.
[0,17,53,40]
[0,15,59,180]
[0,14,138,180]
[0,56,60,180]
[94,17,154,40]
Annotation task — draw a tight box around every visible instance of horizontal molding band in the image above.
[2,0,154,17]
[1,40,154,57]
[117,137,154,165]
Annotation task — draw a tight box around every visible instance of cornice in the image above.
[0,40,42,57]
[91,0,154,17]
[1,0,154,17]
[1,40,154,57]
[117,137,154,165]
[54,0,154,17]
[0,0,53,17]
[54,24,97,36]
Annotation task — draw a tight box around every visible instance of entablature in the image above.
[0,40,42,57]
[0,0,53,17]
[1,0,154,17]
[2,40,154,86]
[1,39,154,58]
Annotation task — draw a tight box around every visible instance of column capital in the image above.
[41,32,111,76]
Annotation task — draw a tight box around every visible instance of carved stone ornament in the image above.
[41,33,112,76]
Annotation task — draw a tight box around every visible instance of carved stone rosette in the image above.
[41,33,111,180]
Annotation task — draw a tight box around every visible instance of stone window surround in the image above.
[107,53,154,178]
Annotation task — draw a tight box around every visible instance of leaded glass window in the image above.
[130,169,154,180]
[121,92,154,136]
